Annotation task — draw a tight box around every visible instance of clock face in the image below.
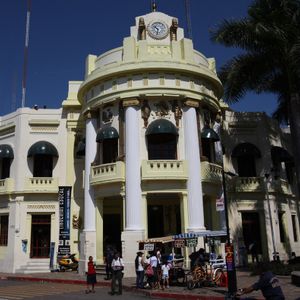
[147,21,169,39]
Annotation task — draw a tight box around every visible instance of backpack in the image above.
[145,264,154,276]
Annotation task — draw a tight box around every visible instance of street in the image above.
[0,280,148,300]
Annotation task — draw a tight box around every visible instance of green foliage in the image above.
[210,0,300,122]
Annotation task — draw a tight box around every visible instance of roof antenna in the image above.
[151,0,157,12]
[21,0,32,108]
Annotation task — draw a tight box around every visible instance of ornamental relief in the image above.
[141,100,182,128]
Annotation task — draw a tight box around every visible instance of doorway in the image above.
[241,212,262,254]
[30,215,51,258]
[103,214,121,253]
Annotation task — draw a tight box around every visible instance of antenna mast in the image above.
[185,0,193,39]
[21,0,31,108]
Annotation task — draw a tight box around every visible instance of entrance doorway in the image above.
[241,212,262,254]
[103,214,121,253]
[30,215,51,258]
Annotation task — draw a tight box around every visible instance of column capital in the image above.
[83,108,98,120]
[122,98,140,107]
[184,98,199,108]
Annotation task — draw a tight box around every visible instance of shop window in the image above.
[292,215,298,242]
[0,215,8,246]
[33,154,53,177]
[278,212,286,243]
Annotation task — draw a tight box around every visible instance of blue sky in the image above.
[0,0,277,116]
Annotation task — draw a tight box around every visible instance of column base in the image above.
[78,230,96,275]
[121,230,145,277]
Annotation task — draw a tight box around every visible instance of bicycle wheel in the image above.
[187,279,195,290]
[213,268,224,286]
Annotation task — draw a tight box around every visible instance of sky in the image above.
[0,0,278,117]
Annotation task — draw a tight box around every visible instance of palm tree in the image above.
[211,0,300,196]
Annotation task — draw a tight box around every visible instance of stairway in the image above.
[95,264,106,276]
[15,259,50,274]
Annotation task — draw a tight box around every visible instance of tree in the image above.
[211,0,300,197]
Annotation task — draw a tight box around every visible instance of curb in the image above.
[2,276,226,300]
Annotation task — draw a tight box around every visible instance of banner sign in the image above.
[216,194,225,211]
[49,242,55,269]
[174,239,185,248]
[143,243,155,251]
[225,243,234,271]
[185,238,198,248]
[58,186,71,256]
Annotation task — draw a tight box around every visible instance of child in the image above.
[161,260,170,289]
[86,256,96,293]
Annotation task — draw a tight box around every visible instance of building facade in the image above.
[0,9,299,274]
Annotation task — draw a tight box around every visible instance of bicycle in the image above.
[186,264,225,290]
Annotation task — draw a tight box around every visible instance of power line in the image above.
[21,0,31,108]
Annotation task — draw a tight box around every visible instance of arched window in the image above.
[96,127,119,164]
[28,141,58,177]
[232,143,261,177]
[201,126,219,162]
[0,145,14,179]
[146,119,178,160]
[271,146,293,181]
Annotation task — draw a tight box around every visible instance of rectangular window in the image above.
[278,212,286,243]
[292,215,298,242]
[0,215,9,246]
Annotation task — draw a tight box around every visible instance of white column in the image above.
[84,115,97,231]
[121,100,145,278]
[124,105,142,230]
[183,104,205,231]
[79,111,97,275]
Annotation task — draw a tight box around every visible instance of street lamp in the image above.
[264,173,278,261]
[222,168,237,298]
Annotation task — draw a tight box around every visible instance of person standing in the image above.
[161,260,170,289]
[110,252,124,295]
[149,251,159,288]
[105,246,114,280]
[86,256,96,294]
[135,251,145,289]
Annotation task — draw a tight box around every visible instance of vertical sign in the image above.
[49,242,55,269]
[58,186,71,256]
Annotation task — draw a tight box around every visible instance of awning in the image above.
[76,138,85,156]
[0,144,14,159]
[138,235,174,244]
[27,141,59,157]
[232,143,261,158]
[146,119,178,136]
[173,230,227,239]
[201,127,220,141]
[271,146,293,162]
[96,127,119,142]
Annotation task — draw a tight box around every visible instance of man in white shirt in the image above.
[111,252,124,295]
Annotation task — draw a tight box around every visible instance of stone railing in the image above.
[24,177,58,192]
[0,178,14,194]
[90,161,125,185]
[201,161,222,184]
[141,160,188,181]
[234,177,264,192]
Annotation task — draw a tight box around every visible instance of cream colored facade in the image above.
[0,10,299,275]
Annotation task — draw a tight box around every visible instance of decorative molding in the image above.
[122,98,140,107]
[0,122,15,136]
[184,99,199,108]
[27,204,56,210]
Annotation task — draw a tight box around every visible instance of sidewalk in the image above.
[0,270,299,300]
